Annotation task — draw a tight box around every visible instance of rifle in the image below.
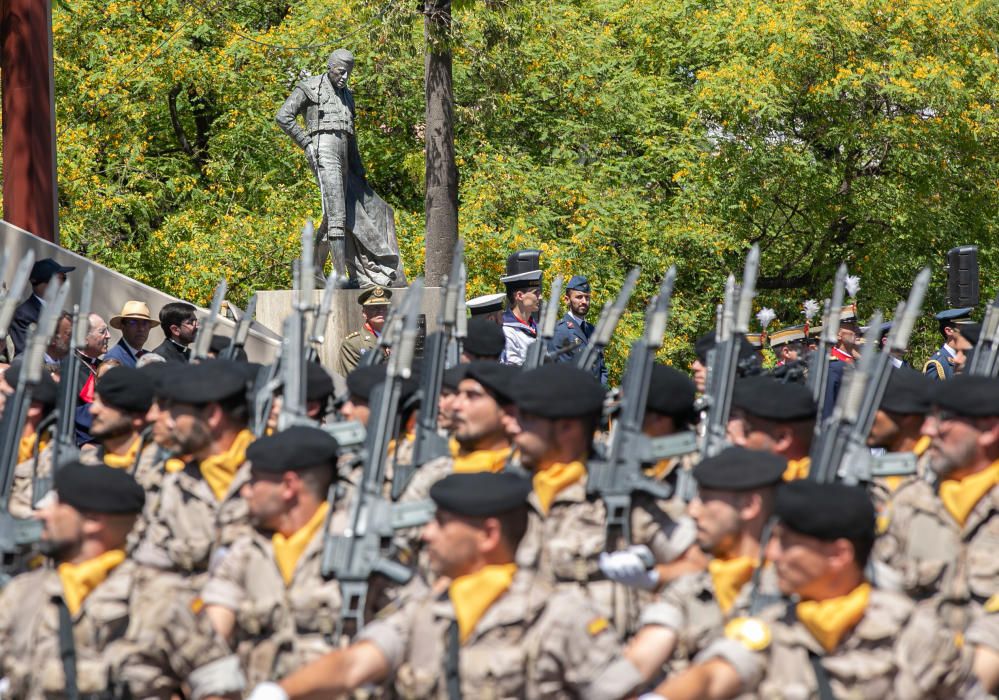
[0,251,37,343]
[576,267,641,375]
[220,293,257,361]
[39,269,94,503]
[968,291,999,377]
[191,278,228,361]
[699,245,760,460]
[809,268,930,484]
[523,275,564,370]
[307,273,339,364]
[586,267,683,546]
[320,279,436,637]
[277,225,321,431]
[808,264,847,418]
[398,241,464,499]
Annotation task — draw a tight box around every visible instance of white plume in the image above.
[803,299,820,320]
[756,307,776,330]
[845,275,861,299]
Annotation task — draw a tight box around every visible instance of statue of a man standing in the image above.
[276,49,406,287]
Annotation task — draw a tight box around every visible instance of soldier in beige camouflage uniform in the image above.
[647,480,986,700]
[78,366,154,470]
[625,447,787,682]
[0,462,245,699]
[4,361,58,518]
[202,427,358,684]
[248,471,644,700]
[131,361,255,586]
[509,364,701,638]
[875,375,999,644]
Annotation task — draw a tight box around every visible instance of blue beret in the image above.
[566,275,591,293]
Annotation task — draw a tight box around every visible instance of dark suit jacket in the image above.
[152,338,191,363]
[9,295,42,357]
[104,338,143,368]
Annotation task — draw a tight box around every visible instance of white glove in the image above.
[247,682,289,700]
[598,544,660,590]
[638,694,669,700]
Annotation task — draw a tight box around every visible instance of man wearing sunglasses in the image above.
[105,300,159,367]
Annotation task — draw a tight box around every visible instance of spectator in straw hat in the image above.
[105,301,159,368]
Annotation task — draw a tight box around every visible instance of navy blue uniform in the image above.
[922,345,955,381]
[549,313,607,385]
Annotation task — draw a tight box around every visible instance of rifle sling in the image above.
[57,596,80,700]
[443,614,462,700]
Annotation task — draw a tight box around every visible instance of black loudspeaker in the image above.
[946,245,979,308]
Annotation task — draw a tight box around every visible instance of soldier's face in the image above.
[438,388,457,432]
[362,305,388,334]
[243,470,287,527]
[89,394,138,441]
[328,62,352,89]
[566,290,591,318]
[688,489,743,556]
[146,398,175,449]
[38,496,84,561]
[452,379,506,447]
[422,510,484,579]
[691,358,707,393]
[166,401,213,455]
[341,394,370,427]
[48,317,72,358]
[512,412,556,469]
[85,316,110,357]
[767,524,840,598]
[921,410,986,476]
[121,319,154,349]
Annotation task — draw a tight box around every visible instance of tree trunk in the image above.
[1,0,58,242]
[423,0,458,286]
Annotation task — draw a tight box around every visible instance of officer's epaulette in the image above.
[295,76,321,102]
[345,331,360,339]
[922,359,946,380]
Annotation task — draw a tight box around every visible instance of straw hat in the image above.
[109,301,159,330]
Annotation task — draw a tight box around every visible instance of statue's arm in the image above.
[348,132,366,181]
[275,87,312,152]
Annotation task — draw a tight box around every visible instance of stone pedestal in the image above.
[255,287,443,373]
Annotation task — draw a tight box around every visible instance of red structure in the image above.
[1,0,58,243]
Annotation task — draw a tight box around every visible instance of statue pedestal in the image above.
[255,287,443,373]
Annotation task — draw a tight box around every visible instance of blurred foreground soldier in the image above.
[9,257,74,356]
[207,334,248,362]
[924,307,975,380]
[79,366,155,470]
[465,292,505,325]
[202,427,354,684]
[334,286,390,376]
[0,463,245,698]
[875,375,999,641]
[643,364,698,491]
[152,301,198,363]
[647,480,985,700]
[105,301,159,368]
[400,362,519,502]
[460,317,506,362]
[436,364,467,434]
[251,471,643,700]
[730,376,816,480]
[691,332,759,394]
[866,367,933,500]
[44,312,73,370]
[6,361,59,518]
[512,364,699,636]
[499,250,542,366]
[132,360,255,583]
[821,306,861,418]
[265,361,337,433]
[626,448,786,681]
[550,275,607,384]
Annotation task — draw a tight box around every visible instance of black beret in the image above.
[693,446,787,491]
[306,362,336,402]
[3,361,59,408]
[513,364,605,418]
[463,361,520,405]
[246,426,339,472]
[775,480,874,544]
[136,360,180,395]
[157,360,248,405]
[463,318,506,359]
[54,461,145,514]
[345,364,418,403]
[694,332,758,364]
[429,472,532,516]
[959,322,982,346]
[442,364,468,391]
[209,334,248,362]
[879,367,932,415]
[733,376,816,422]
[932,374,999,417]
[95,366,154,413]
[646,364,696,417]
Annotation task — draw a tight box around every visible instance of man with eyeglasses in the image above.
[152,301,199,363]
[105,300,159,367]
[875,375,999,668]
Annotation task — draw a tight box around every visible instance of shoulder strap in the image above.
[56,597,80,700]
[443,614,462,700]
[807,651,837,700]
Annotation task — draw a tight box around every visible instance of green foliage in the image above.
[50,0,998,376]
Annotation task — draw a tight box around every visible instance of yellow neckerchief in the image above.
[783,457,810,481]
[939,460,999,527]
[646,457,677,481]
[200,429,254,500]
[102,435,142,469]
[453,446,511,474]
[387,430,415,460]
[57,550,127,616]
[18,432,49,464]
[165,457,186,473]
[449,563,518,643]
[796,582,871,653]
[883,435,932,492]
[708,556,757,614]
[271,502,329,585]
[532,460,586,515]
[449,437,460,457]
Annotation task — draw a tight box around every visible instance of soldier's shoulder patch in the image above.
[724,616,771,651]
[587,617,610,636]
[346,331,360,339]
[566,321,574,329]
[985,593,999,614]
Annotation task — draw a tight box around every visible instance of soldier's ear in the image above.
[977,417,999,450]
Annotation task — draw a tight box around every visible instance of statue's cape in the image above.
[341,172,407,288]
